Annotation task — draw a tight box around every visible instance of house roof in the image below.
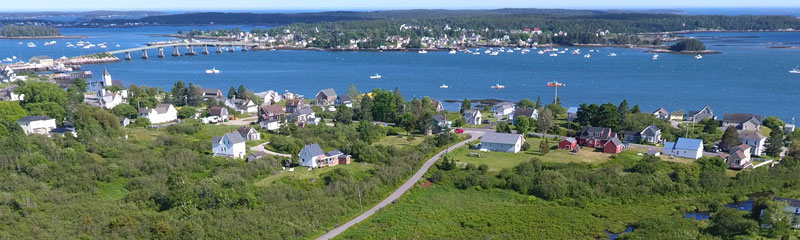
[607,137,623,147]
[317,88,337,98]
[689,105,713,117]
[738,130,766,140]
[579,127,613,137]
[260,104,285,115]
[493,102,514,109]
[209,106,227,116]
[641,125,661,136]
[774,197,800,208]
[722,113,762,125]
[285,98,301,107]
[212,132,245,145]
[302,143,325,156]
[514,108,536,118]
[203,88,221,95]
[664,138,703,150]
[567,107,579,114]
[325,150,343,157]
[238,126,256,136]
[30,55,52,60]
[155,104,173,114]
[654,107,669,115]
[337,95,351,102]
[481,132,522,145]
[111,80,125,88]
[561,137,577,144]
[433,115,446,123]
[463,109,480,117]
[18,115,54,123]
[138,107,153,114]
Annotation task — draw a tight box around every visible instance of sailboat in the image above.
[205,68,220,74]
[790,66,800,74]
[370,74,382,79]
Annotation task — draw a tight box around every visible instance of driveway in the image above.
[250,142,291,158]
[220,116,257,126]
[316,130,485,240]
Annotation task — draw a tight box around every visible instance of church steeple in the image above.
[102,68,112,86]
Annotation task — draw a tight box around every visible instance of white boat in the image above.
[205,68,220,74]
[27,42,36,47]
[652,54,659,60]
[472,52,481,55]
[484,50,492,54]
[2,58,11,62]
[12,56,16,60]
[439,84,449,89]
[537,50,545,55]
[608,53,617,57]
[506,50,513,53]
[695,54,703,59]
[491,83,506,89]
[584,54,591,58]
[514,47,522,51]
[115,44,121,47]
[418,50,428,54]
[549,53,558,57]
[17,42,23,45]
[558,51,566,54]
[370,74,382,79]
[490,52,499,56]
[789,66,800,74]
[449,49,457,54]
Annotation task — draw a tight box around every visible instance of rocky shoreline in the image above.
[0,35,88,39]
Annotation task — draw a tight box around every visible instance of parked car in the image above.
[456,128,464,134]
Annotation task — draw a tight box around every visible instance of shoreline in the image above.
[0,35,88,39]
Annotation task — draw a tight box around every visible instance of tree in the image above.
[16,81,68,106]
[760,200,793,238]
[178,106,197,119]
[762,116,785,132]
[0,101,27,122]
[539,139,549,154]
[533,170,566,200]
[518,98,535,109]
[495,122,512,133]
[669,38,706,51]
[702,119,720,134]
[514,116,532,135]
[535,96,542,109]
[171,81,187,106]
[227,87,237,99]
[24,102,66,124]
[112,103,138,118]
[618,99,629,116]
[187,83,204,106]
[347,84,360,100]
[237,85,247,99]
[536,108,553,135]
[765,130,784,158]
[73,78,88,92]
[706,208,758,239]
[631,104,641,114]
[334,106,354,124]
[720,126,741,151]
[598,103,620,131]
[460,98,471,114]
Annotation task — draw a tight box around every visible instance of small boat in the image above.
[418,50,428,54]
[17,42,23,45]
[538,50,545,55]
[558,51,566,54]
[27,42,36,47]
[490,52,499,56]
[472,52,480,55]
[2,58,11,62]
[491,83,506,89]
[115,44,121,47]
[695,54,703,59]
[12,56,16,60]
[652,54,659,60]
[789,66,800,74]
[608,53,617,57]
[584,54,591,58]
[449,49,456,54]
[205,68,220,74]
[439,84,449,89]
[370,74,382,79]
[549,53,558,57]
[514,47,522,51]
[484,50,492,54]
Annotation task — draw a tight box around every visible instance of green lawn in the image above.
[96,177,130,200]
[254,162,375,187]
[373,135,425,147]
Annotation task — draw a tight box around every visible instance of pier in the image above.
[103,41,259,61]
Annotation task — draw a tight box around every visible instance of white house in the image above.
[492,102,515,118]
[255,90,282,105]
[258,104,286,131]
[209,106,230,121]
[290,106,319,125]
[17,115,57,135]
[211,132,246,159]
[29,56,54,67]
[662,138,703,159]
[238,126,260,141]
[138,104,178,124]
[225,98,258,114]
[298,143,351,168]
[480,132,525,153]
[463,109,482,125]
[739,130,767,156]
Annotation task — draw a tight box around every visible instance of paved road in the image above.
[220,116,257,126]
[316,130,485,240]
[250,142,291,158]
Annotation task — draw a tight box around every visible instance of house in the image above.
[492,102,515,118]
[566,107,579,122]
[138,104,178,124]
[1,65,21,82]
[225,98,258,114]
[670,111,685,121]
[290,107,319,126]
[576,127,617,148]
[463,109,482,125]
[771,197,800,229]
[480,132,525,153]
[727,144,752,170]
[282,90,301,100]
[786,124,796,134]
[722,113,762,131]
[0,85,24,101]
[85,91,124,109]
[432,115,451,134]
[316,88,337,106]
[258,104,286,130]
[29,56,54,67]
[255,90,282,105]
[211,132,246,159]
[209,106,230,121]
[202,88,225,101]
[432,100,445,112]
[246,152,268,162]
[285,98,307,113]
[512,108,538,124]
[238,126,260,141]
[120,117,130,127]
[738,130,767,156]
[298,143,351,168]
[335,95,353,108]
[17,116,57,135]
[663,138,704,159]
[623,125,662,144]
[653,108,669,120]
[689,105,714,123]
[558,137,577,150]
[604,137,624,154]
[49,126,77,137]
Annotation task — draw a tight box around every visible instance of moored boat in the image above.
[370,74,382,79]
[205,68,220,74]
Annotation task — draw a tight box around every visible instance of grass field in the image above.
[254,162,375,187]
[373,135,425,147]
[339,186,694,239]
[96,177,130,200]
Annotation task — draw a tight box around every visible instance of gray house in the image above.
[463,109,482,125]
[316,88,337,106]
[722,113,762,131]
[480,132,525,153]
[689,105,714,123]
[624,125,662,144]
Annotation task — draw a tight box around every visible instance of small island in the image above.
[0,24,85,39]
[649,38,720,54]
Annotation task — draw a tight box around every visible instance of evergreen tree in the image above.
[765,130,784,158]
[631,104,641,114]
[347,84,360,100]
[227,87,237,99]
[460,98,471,114]
[536,108,554,135]
[535,96,542,109]
[539,139,550,154]
[171,81,187,105]
[598,103,620,132]
[237,85,247,99]
[518,98,535,109]
[187,83,204,106]
[618,100,629,116]
[720,126,742,151]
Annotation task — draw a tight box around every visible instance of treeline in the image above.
[0,24,61,37]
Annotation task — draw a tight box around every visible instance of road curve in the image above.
[316,130,485,240]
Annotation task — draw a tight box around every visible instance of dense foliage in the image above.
[0,24,61,37]
[669,38,707,51]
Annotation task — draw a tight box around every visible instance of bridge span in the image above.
[105,41,261,60]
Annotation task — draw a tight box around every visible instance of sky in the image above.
[2,0,800,11]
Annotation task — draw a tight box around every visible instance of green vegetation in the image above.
[669,38,707,51]
[0,24,61,37]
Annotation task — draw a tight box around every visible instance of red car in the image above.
[455,128,464,134]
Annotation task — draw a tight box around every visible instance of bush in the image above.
[669,38,706,51]
[166,123,202,135]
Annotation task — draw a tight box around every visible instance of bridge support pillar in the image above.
[141,49,149,59]
[228,45,235,52]
[203,45,209,54]
[186,45,197,56]
[125,52,132,61]
[172,46,182,57]
[241,45,248,52]
[158,47,165,58]
[216,45,222,53]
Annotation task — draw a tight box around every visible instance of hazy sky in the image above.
[3,0,800,11]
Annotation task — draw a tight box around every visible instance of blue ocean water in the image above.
[1,27,799,120]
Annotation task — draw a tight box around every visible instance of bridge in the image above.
[105,41,261,60]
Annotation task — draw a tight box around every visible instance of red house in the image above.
[558,137,577,150]
[603,137,624,154]
[576,127,617,148]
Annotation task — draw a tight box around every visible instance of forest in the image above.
[0,24,61,37]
